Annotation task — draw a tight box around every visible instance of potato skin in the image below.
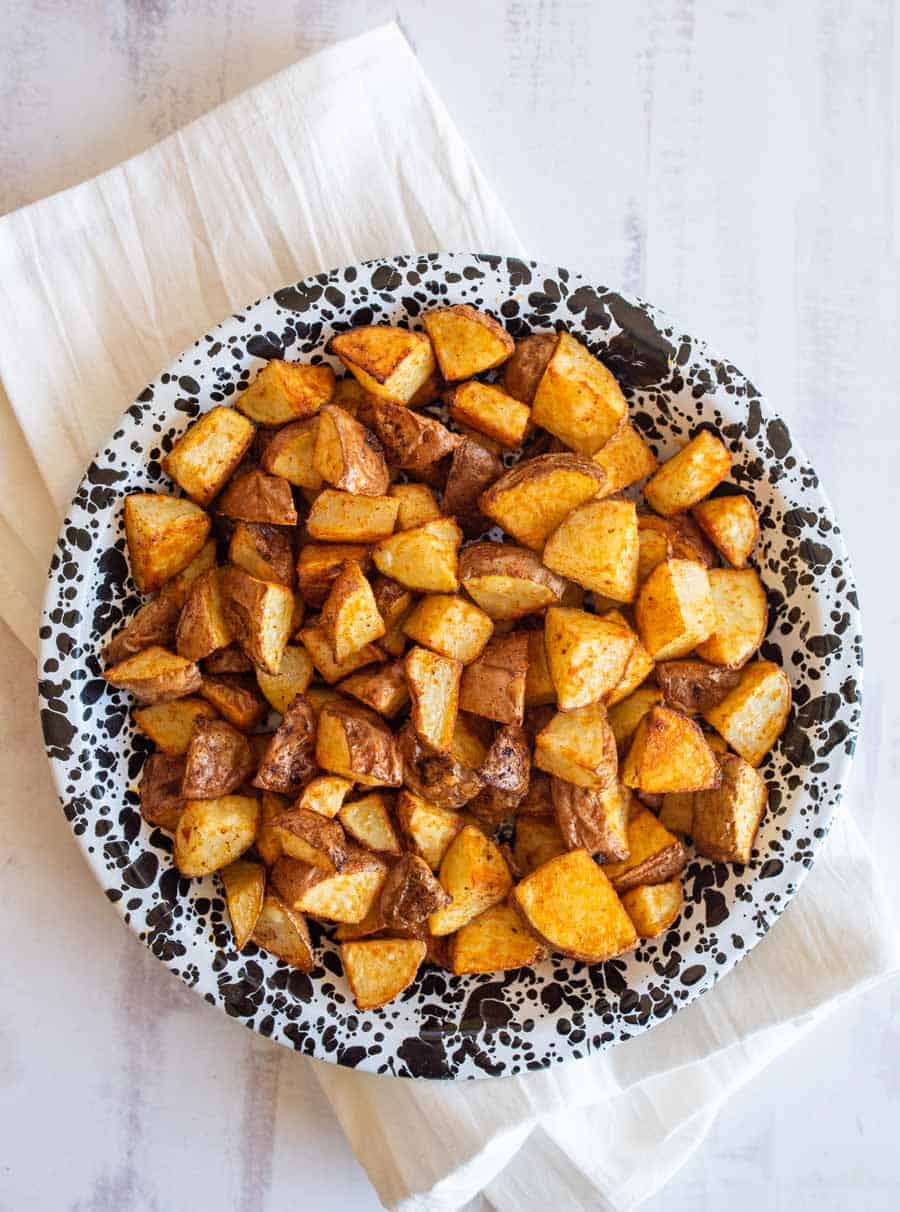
[502,333,557,404]
[656,659,741,715]
[182,719,256,799]
[442,439,504,536]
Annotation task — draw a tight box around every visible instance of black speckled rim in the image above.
[38,253,862,1079]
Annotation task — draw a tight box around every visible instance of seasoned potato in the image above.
[442,438,504,536]
[703,660,792,766]
[644,430,732,516]
[603,807,687,893]
[446,380,530,449]
[695,568,768,668]
[692,752,767,864]
[331,375,378,423]
[124,493,212,592]
[543,498,639,603]
[305,488,399,542]
[450,904,544,975]
[370,401,462,477]
[298,621,382,684]
[524,630,556,708]
[592,423,658,495]
[479,453,607,550]
[174,794,259,876]
[203,644,253,674]
[162,538,217,608]
[655,658,741,715]
[389,482,442,530]
[251,891,314,970]
[530,332,627,454]
[182,718,255,798]
[259,417,323,489]
[534,703,617,788]
[544,607,634,710]
[396,789,464,869]
[640,512,718,570]
[602,610,655,706]
[372,516,462,593]
[217,468,298,526]
[339,659,409,717]
[622,705,721,793]
[296,542,372,606]
[428,824,513,935]
[249,698,315,797]
[163,406,256,506]
[220,859,266,949]
[691,494,759,567]
[620,879,683,938]
[402,594,492,664]
[105,646,201,704]
[513,814,566,874]
[275,806,347,871]
[236,359,334,425]
[139,752,186,831]
[176,568,233,661]
[321,561,385,662]
[315,699,402,787]
[313,404,389,496]
[219,566,294,674]
[271,849,387,923]
[199,674,267,730]
[659,791,695,836]
[518,770,553,815]
[228,522,295,587]
[459,632,529,725]
[635,558,716,660]
[502,332,557,403]
[340,792,402,856]
[255,792,288,866]
[329,325,436,404]
[134,696,217,756]
[103,588,182,665]
[551,777,631,860]
[255,644,314,713]
[636,520,670,584]
[379,854,450,931]
[405,646,462,752]
[513,849,637,962]
[459,542,569,620]
[421,304,513,380]
[297,774,353,820]
[607,685,663,752]
[341,938,427,1010]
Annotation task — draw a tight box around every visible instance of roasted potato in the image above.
[530,332,627,455]
[396,789,464,868]
[217,468,298,526]
[315,699,402,787]
[275,806,347,871]
[203,644,254,674]
[635,558,716,660]
[228,522,295,587]
[428,824,513,936]
[340,792,402,856]
[220,565,294,674]
[103,589,182,665]
[421,304,513,380]
[534,702,617,788]
[402,594,493,664]
[655,659,741,715]
[220,859,266,949]
[592,423,658,494]
[253,695,317,796]
[251,891,314,969]
[341,938,427,1010]
[259,417,323,489]
[459,632,529,725]
[620,879,683,938]
[479,453,607,551]
[399,720,484,810]
[372,516,462,592]
[607,685,663,752]
[329,325,436,404]
[518,770,554,815]
[199,674,267,730]
[450,904,544,975]
[297,774,353,820]
[163,406,256,505]
[544,607,634,710]
[524,630,556,708]
[124,493,212,592]
[543,498,639,603]
[659,791,695,836]
[104,646,202,705]
[271,849,387,923]
[644,430,732,516]
[306,488,399,542]
[405,646,462,752]
[182,718,255,798]
[174,793,259,877]
[139,752,186,831]
[370,400,461,476]
[638,513,717,582]
[459,542,569,620]
[298,621,382,683]
[296,542,373,606]
[692,752,767,864]
[379,854,450,931]
[313,404,389,496]
[551,777,631,861]
[442,438,504,536]
[691,494,759,568]
[175,568,233,661]
[602,610,655,706]
[321,561,385,662]
[339,658,409,717]
[255,644,315,713]
[695,568,768,668]
[513,814,566,875]
[446,380,530,449]
[603,807,687,893]
[502,333,557,403]
[703,660,792,766]
[133,696,217,756]
[622,705,721,794]
[236,358,334,426]
[389,482,442,529]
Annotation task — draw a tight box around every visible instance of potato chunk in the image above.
[139,753,186,831]
[607,685,663,752]
[133,696,218,756]
[530,332,627,454]
[450,904,545,975]
[655,658,741,715]
[396,790,464,869]
[479,453,607,551]
[695,568,768,668]
[341,938,427,1010]
[217,469,298,526]
[459,542,569,620]
[405,646,462,752]
[543,499,639,602]
[313,404,389,496]
[372,516,462,592]
[124,493,212,592]
[176,568,233,661]
[259,417,323,489]
[691,494,759,567]
[601,610,655,706]
[620,879,683,939]
[402,594,493,664]
[329,325,436,404]
[644,430,732,515]
[236,358,334,425]
[321,561,385,662]
[298,622,382,684]
[512,849,637,962]
[421,304,513,380]
[371,401,462,477]
[692,752,767,864]
[251,892,314,970]
[105,646,202,704]
[389,482,442,529]
[297,775,353,820]
[446,380,530,449]
[220,566,294,674]
[221,859,266,949]
[340,792,402,856]
[339,659,410,718]
[551,777,631,861]
[253,695,317,796]
[228,522,295,587]
[272,850,387,923]
[621,705,721,793]
[315,700,402,787]
[513,815,566,874]
[703,660,792,766]
[275,806,347,871]
[534,703,617,788]
[603,807,687,893]
[174,794,259,876]
[306,489,399,542]
[163,406,256,505]
[182,718,255,799]
[524,630,556,708]
[592,423,658,494]
[635,558,716,660]
[296,542,373,606]
[255,644,314,713]
[428,825,513,936]
[459,632,529,725]
[544,607,634,710]
[442,438,504,536]
[502,333,557,403]
[199,674,267,730]
[103,589,182,666]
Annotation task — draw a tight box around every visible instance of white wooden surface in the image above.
[2,2,898,1209]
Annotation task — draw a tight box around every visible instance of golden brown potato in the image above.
[254,792,287,866]
[396,789,464,869]
[428,824,513,935]
[459,542,570,620]
[124,493,212,593]
[236,359,335,426]
[405,646,462,752]
[217,468,298,526]
[103,589,182,665]
[105,645,202,704]
[622,705,721,793]
[592,423,658,495]
[513,814,566,875]
[635,558,716,660]
[551,777,631,861]
[339,658,409,717]
[228,522,295,587]
[607,685,663,752]
[636,520,670,585]
[341,938,427,1010]
[163,406,256,506]
[639,511,718,570]
[695,568,768,668]
[220,859,266,949]
[259,417,323,489]
[133,696,217,756]
[219,565,294,674]
[655,659,741,715]
[329,325,436,404]
[174,794,259,876]
[534,702,617,788]
[530,332,627,455]
[379,854,450,931]
[442,438,504,536]
[446,380,530,449]
[518,770,554,815]
[601,609,655,706]
[370,400,462,477]
[164,539,220,609]
[422,304,513,380]
[306,488,399,542]
[315,699,403,787]
[331,375,378,423]
[296,774,353,820]
[703,660,792,766]
[659,791,695,836]
[298,621,382,683]
[459,632,529,725]
[182,718,255,799]
[275,806,347,870]
[691,494,759,568]
[450,903,545,975]
[544,607,634,710]
[255,644,314,713]
[644,430,732,516]
[313,404,390,496]
[251,891,314,970]
[502,333,558,403]
[372,516,462,592]
[603,807,687,893]
[389,482,442,530]
[543,498,639,603]
[203,644,254,674]
[271,849,387,923]
[620,879,683,938]
[402,594,492,664]
[320,561,385,662]
[296,542,372,607]
[513,849,637,962]
[524,630,556,708]
[176,568,233,661]
[339,792,402,856]
[139,752,186,831]
[479,453,607,551]
[199,674,268,730]
[692,752,767,864]
[252,696,317,796]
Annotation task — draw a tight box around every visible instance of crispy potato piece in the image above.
[691,494,759,568]
[531,332,627,454]
[103,589,182,666]
[692,752,767,864]
[256,792,288,865]
[220,859,266,949]
[620,879,683,938]
[405,647,462,752]
[442,438,504,536]
[601,610,655,706]
[200,674,267,730]
[275,806,347,870]
[603,807,687,893]
[544,607,634,710]
[635,558,715,660]
[298,621,382,684]
[203,644,254,674]
[236,359,334,426]
[695,568,768,668]
[502,333,557,403]
[396,790,464,869]
[105,646,201,705]
[160,537,217,608]
[217,468,298,526]
[220,566,294,674]
[297,543,372,607]
[402,594,492,664]
[644,430,732,516]
[513,849,637,961]
[255,644,314,713]
[252,696,317,796]
[174,794,259,876]
[320,562,385,663]
[259,417,323,489]
[124,493,212,593]
[331,376,377,422]
[340,792,402,856]
[659,791,695,836]
[341,938,427,1010]
[313,404,389,496]
[468,723,530,831]
[428,824,512,935]
[459,632,529,725]
[133,696,217,756]
[543,499,639,603]
[389,482,442,529]
[339,659,409,717]
[534,703,617,788]
[446,381,530,449]
[592,423,658,494]
[518,770,554,815]
[380,854,449,930]
[479,453,607,551]
[524,630,556,708]
[399,723,484,810]
[451,713,491,766]
[656,659,741,715]
[251,891,314,969]
[422,304,513,380]
[513,815,566,875]
[306,489,399,542]
[175,569,233,662]
[551,778,631,860]
[703,660,792,766]
[330,326,436,404]
[372,516,462,592]
[182,718,255,798]
[139,753,186,831]
[459,542,569,620]
[450,903,545,975]
[296,774,352,820]
[228,523,295,587]
[622,705,721,793]
[636,522,670,584]
[315,699,402,787]
[371,401,462,477]
[272,849,387,923]
[163,406,255,505]
[607,685,663,752]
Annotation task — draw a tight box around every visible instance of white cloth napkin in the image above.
[1,22,895,1212]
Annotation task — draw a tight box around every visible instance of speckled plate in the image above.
[38,253,862,1079]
